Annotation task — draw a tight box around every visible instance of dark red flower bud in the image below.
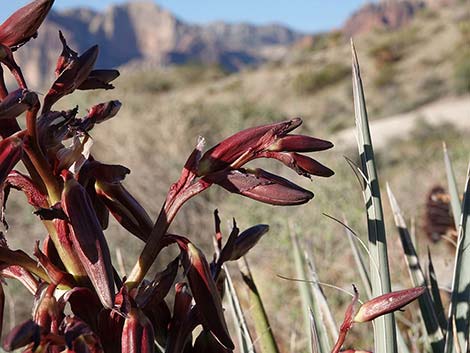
[198,118,302,176]
[78,69,120,90]
[0,135,24,185]
[77,101,122,132]
[181,243,234,349]
[354,287,425,323]
[0,0,54,50]
[268,134,333,152]
[61,172,115,308]
[261,151,334,177]
[43,43,99,112]
[209,168,314,206]
[78,160,130,185]
[230,224,269,260]
[86,100,121,124]
[0,44,27,88]
[0,89,39,120]
[214,219,239,266]
[55,30,77,77]
[95,181,153,242]
[122,308,155,353]
[2,320,41,351]
[166,283,193,353]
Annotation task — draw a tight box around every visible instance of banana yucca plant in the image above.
[0,1,337,352]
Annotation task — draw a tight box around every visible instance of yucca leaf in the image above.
[343,217,372,299]
[305,250,338,344]
[341,218,411,353]
[351,40,396,353]
[445,163,470,353]
[225,266,256,353]
[427,249,447,332]
[387,184,445,353]
[309,309,321,353]
[396,326,412,353]
[443,143,461,227]
[238,257,280,353]
[290,229,330,353]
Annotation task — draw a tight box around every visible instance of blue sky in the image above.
[0,0,375,33]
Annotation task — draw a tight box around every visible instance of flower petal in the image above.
[43,43,99,113]
[61,172,115,308]
[230,224,269,261]
[2,320,41,352]
[263,151,334,177]
[0,0,54,49]
[268,134,333,152]
[354,286,425,323]
[198,118,302,175]
[209,168,314,206]
[0,135,23,185]
[182,243,234,349]
[0,89,38,120]
[78,69,120,90]
[95,181,153,242]
[122,308,155,353]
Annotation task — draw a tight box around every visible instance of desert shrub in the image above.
[176,62,229,82]
[453,50,470,94]
[417,75,446,104]
[373,63,398,88]
[319,98,351,133]
[417,7,439,20]
[121,63,228,95]
[368,26,420,67]
[294,63,350,94]
[121,70,174,94]
[377,120,462,169]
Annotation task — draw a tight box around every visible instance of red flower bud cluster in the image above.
[0,1,335,352]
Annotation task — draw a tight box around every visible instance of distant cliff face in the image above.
[342,0,460,37]
[11,1,303,88]
[343,1,426,37]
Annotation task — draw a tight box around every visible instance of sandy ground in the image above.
[333,95,470,150]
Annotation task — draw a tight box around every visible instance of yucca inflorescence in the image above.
[0,1,337,352]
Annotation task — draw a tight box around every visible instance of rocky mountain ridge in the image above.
[9,0,455,88]
[12,1,303,88]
